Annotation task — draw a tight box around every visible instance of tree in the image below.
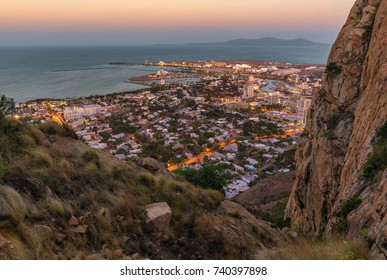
[0,95,15,119]
[174,163,227,193]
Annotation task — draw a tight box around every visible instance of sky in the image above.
[0,0,356,46]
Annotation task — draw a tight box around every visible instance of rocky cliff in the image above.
[287,0,387,258]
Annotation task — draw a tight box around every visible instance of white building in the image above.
[297,98,312,124]
[243,85,255,99]
[268,92,280,105]
[63,109,83,121]
[83,105,98,116]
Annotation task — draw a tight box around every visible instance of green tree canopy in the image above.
[174,163,227,194]
[0,95,15,119]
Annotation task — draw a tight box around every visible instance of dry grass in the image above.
[0,186,28,225]
[0,120,284,260]
[28,147,54,167]
[257,237,372,260]
[45,197,72,217]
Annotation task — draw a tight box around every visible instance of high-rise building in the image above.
[243,85,255,99]
[268,92,280,105]
[297,98,312,124]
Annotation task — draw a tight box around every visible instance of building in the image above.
[297,98,312,124]
[83,105,98,116]
[243,85,255,99]
[268,92,280,105]
[63,109,83,121]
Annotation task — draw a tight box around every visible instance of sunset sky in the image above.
[0,0,356,46]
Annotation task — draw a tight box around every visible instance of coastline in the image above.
[16,58,325,104]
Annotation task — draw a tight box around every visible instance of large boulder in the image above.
[135,157,174,179]
[34,225,53,240]
[145,202,172,232]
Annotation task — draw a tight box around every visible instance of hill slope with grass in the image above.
[0,119,288,259]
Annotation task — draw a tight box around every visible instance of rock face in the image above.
[287,0,387,258]
[145,202,172,232]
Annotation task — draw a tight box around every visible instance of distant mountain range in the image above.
[186,37,330,46]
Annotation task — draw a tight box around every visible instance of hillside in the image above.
[0,119,287,259]
[287,0,387,259]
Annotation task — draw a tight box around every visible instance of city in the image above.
[12,60,323,198]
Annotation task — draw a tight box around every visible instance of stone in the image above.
[145,202,172,232]
[79,216,87,225]
[85,254,104,260]
[0,233,10,248]
[101,247,113,259]
[135,157,174,179]
[98,208,106,217]
[69,216,79,226]
[55,233,66,243]
[113,249,123,259]
[72,225,88,234]
[34,225,53,239]
[131,253,140,260]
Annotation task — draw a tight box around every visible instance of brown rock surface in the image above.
[286,0,387,258]
[135,157,174,179]
[68,216,79,226]
[33,225,53,240]
[145,202,172,232]
[72,225,88,234]
[0,233,10,248]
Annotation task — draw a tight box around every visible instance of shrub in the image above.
[334,196,362,218]
[326,62,341,77]
[29,148,54,167]
[0,95,15,119]
[258,237,372,260]
[0,186,28,224]
[38,122,77,139]
[81,150,100,168]
[38,122,63,135]
[174,163,227,194]
[333,196,362,234]
[45,197,70,217]
[326,112,341,130]
[362,121,387,180]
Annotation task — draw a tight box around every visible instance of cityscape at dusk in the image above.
[1,0,386,272]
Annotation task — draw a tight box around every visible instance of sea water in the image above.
[0,45,330,102]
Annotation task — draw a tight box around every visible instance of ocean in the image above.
[0,45,330,102]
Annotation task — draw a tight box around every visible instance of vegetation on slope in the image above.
[257,237,372,260]
[0,119,279,260]
[362,121,387,182]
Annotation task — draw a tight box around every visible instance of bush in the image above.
[0,186,28,224]
[326,62,341,77]
[0,95,15,119]
[334,196,362,218]
[362,121,387,180]
[38,122,77,139]
[258,238,372,260]
[81,150,100,168]
[174,163,227,194]
[333,196,362,234]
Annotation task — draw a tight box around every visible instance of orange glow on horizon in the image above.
[1,0,355,30]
